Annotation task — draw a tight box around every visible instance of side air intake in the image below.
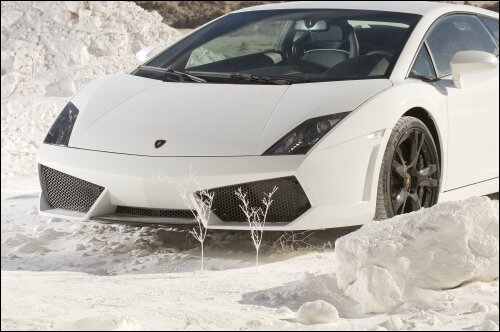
[39,165,104,213]
[206,176,311,223]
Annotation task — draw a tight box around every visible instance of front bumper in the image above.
[37,134,383,230]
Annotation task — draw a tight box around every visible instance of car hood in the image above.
[69,73,391,156]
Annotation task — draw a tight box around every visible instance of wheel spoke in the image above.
[416,164,439,188]
[418,186,426,207]
[394,189,409,213]
[418,178,438,187]
[419,164,438,177]
[396,147,406,166]
[409,192,422,210]
[409,131,424,168]
[392,160,406,178]
[401,194,408,214]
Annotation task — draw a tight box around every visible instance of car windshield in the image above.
[140,9,421,84]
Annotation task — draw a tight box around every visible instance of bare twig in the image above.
[272,231,319,252]
[180,174,214,272]
[235,186,278,265]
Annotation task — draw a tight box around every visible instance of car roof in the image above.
[233,1,494,17]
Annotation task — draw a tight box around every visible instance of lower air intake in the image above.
[207,176,310,223]
[115,206,195,219]
[39,165,104,213]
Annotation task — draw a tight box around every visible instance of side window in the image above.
[426,15,499,77]
[409,44,436,80]
[479,16,499,44]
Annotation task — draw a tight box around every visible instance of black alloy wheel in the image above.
[376,116,440,219]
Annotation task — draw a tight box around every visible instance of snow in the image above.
[334,197,499,313]
[344,264,403,314]
[297,300,340,325]
[2,195,498,330]
[1,1,499,331]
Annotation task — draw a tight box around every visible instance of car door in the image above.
[426,14,499,191]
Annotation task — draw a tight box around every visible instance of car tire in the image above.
[375,116,441,220]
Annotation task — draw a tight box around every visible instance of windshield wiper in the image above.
[187,71,310,85]
[164,68,207,83]
[243,73,311,85]
[137,67,311,85]
[137,66,207,83]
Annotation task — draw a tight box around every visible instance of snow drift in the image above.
[1,1,182,182]
[242,197,499,319]
[334,197,499,313]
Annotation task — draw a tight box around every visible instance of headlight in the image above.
[264,112,350,155]
[43,102,79,146]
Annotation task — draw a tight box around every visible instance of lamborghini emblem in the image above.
[154,139,166,149]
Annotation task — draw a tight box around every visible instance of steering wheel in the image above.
[366,50,393,59]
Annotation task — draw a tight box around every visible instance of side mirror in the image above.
[136,45,162,63]
[451,51,498,89]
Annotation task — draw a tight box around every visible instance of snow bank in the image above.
[334,197,499,313]
[240,197,499,319]
[1,1,182,182]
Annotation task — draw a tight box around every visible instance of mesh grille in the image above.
[40,165,104,213]
[116,206,195,219]
[207,176,310,223]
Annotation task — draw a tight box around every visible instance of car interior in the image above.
[185,18,412,80]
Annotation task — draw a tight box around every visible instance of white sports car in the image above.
[38,1,499,230]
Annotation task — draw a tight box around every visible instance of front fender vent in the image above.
[39,165,104,213]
